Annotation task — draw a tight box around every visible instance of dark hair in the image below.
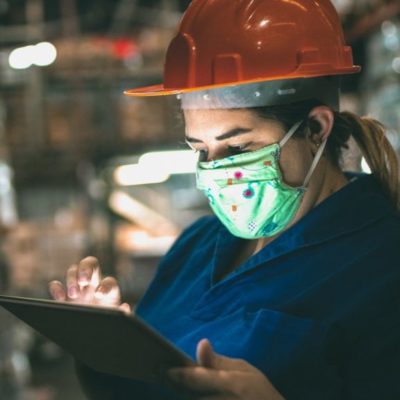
[251,100,400,211]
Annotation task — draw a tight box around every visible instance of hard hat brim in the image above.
[124,66,361,97]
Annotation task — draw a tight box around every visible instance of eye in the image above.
[227,144,249,155]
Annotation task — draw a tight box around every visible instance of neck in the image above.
[314,164,349,207]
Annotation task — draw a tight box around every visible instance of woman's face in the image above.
[184,108,315,188]
[184,107,345,231]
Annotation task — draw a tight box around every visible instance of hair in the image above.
[251,99,400,212]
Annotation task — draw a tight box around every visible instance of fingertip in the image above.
[119,302,131,314]
[96,277,120,300]
[66,264,79,289]
[197,338,213,352]
[80,256,99,265]
[95,281,111,296]
[78,256,99,272]
[48,280,56,291]
[196,338,214,367]
[77,263,92,283]
[94,284,121,307]
[49,281,66,301]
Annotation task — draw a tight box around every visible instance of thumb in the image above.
[196,339,247,371]
[196,338,215,368]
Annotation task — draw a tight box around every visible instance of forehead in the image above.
[183,108,282,140]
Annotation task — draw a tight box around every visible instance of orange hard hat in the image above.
[125,0,360,98]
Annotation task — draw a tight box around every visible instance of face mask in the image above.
[196,121,327,239]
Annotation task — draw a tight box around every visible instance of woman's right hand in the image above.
[48,256,131,313]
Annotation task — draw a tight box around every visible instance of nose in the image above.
[204,146,229,162]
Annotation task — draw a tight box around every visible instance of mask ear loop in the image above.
[279,120,303,147]
[278,119,327,189]
[302,138,327,188]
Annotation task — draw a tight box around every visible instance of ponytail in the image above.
[336,112,400,212]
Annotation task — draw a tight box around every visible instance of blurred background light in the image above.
[8,45,35,69]
[8,42,57,69]
[393,57,400,73]
[113,163,170,186]
[139,150,197,174]
[108,190,178,236]
[114,150,197,186]
[33,42,57,66]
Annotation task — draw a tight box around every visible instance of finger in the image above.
[94,276,121,306]
[77,256,101,288]
[168,366,232,394]
[48,280,66,301]
[90,267,101,288]
[119,302,131,314]
[197,339,214,368]
[212,354,250,372]
[79,266,101,302]
[196,339,249,372]
[66,264,79,299]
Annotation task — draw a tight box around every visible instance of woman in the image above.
[49,0,400,399]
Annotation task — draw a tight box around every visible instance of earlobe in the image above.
[306,119,323,156]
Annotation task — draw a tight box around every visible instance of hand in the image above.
[48,256,131,313]
[167,339,285,400]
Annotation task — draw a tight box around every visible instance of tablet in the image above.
[0,295,194,383]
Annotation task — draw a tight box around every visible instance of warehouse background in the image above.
[0,1,399,399]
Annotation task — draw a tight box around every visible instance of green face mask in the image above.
[196,121,327,239]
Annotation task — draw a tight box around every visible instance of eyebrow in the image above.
[185,127,253,143]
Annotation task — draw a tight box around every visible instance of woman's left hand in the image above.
[167,339,285,400]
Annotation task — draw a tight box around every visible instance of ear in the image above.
[307,106,334,150]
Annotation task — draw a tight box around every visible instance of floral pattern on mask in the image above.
[196,142,305,239]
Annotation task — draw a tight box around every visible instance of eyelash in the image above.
[227,144,249,155]
[189,144,250,161]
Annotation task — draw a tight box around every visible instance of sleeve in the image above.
[342,300,400,399]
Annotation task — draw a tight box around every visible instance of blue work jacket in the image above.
[78,173,400,399]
